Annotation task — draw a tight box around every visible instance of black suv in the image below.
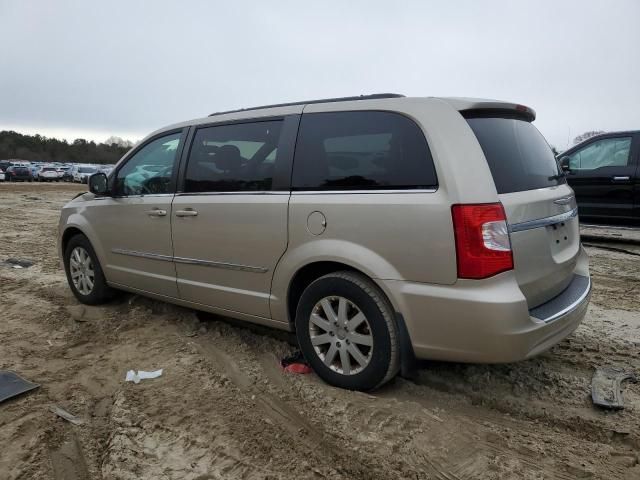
[558,131,639,223]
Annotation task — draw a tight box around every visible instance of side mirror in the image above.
[558,156,571,172]
[89,172,109,195]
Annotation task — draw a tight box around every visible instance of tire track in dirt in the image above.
[192,334,395,479]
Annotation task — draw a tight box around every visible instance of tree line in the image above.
[0,130,134,165]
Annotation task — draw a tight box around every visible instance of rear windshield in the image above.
[466,117,564,194]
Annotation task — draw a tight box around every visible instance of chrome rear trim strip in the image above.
[111,248,268,273]
[509,207,578,233]
[553,195,574,205]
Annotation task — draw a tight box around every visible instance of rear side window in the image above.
[185,120,282,192]
[466,117,564,194]
[292,111,437,190]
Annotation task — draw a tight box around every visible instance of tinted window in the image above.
[567,137,631,170]
[466,117,564,194]
[185,121,282,192]
[115,132,181,196]
[292,111,437,190]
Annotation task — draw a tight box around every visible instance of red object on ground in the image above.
[283,363,313,374]
[280,351,313,374]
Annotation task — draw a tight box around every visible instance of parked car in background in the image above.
[6,165,33,182]
[0,161,9,181]
[558,131,639,223]
[59,94,591,391]
[99,165,114,176]
[38,166,61,182]
[59,166,74,182]
[73,166,98,183]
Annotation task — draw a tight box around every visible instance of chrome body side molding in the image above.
[172,256,268,273]
[111,248,268,273]
[111,248,173,262]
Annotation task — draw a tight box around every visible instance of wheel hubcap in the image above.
[69,246,95,295]
[308,296,373,375]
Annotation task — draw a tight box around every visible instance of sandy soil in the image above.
[0,182,639,480]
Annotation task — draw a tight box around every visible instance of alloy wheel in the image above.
[69,246,95,295]
[308,296,373,375]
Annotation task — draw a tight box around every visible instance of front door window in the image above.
[567,137,632,171]
[115,132,182,196]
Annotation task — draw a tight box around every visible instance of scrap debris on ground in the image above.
[592,366,638,410]
[1,183,639,480]
[0,371,40,404]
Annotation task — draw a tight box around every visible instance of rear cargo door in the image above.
[466,115,580,308]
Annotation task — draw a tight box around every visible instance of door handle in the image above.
[612,176,630,181]
[175,209,198,217]
[146,208,167,217]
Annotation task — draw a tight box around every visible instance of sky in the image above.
[0,0,638,151]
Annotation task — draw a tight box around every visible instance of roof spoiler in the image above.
[439,98,536,122]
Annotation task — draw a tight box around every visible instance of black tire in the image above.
[64,234,115,305]
[295,271,400,391]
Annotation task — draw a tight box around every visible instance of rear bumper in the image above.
[381,246,591,363]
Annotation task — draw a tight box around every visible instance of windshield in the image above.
[79,167,97,173]
[466,117,564,194]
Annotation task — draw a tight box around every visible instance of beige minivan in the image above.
[59,94,591,390]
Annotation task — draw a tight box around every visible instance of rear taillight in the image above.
[451,203,513,279]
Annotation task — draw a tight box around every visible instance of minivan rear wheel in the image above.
[64,234,115,305]
[295,271,399,391]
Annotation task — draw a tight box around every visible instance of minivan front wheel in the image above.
[64,234,114,305]
[295,271,399,391]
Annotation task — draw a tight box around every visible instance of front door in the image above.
[171,117,297,318]
[91,130,185,297]
[563,134,637,220]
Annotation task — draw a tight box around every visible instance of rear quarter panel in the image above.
[270,98,502,323]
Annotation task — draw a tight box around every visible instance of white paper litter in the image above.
[13,265,23,269]
[125,369,163,384]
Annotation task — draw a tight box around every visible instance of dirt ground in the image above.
[1,183,639,480]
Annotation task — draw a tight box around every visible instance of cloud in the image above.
[1,0,638,149]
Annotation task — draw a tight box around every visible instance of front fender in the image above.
[59,211,108,274]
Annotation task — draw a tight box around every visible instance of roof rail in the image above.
[208,93,405,117]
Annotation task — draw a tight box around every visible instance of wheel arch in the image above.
[61,226,85,254]
[284,260,401,332]
[59,218,108,271]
